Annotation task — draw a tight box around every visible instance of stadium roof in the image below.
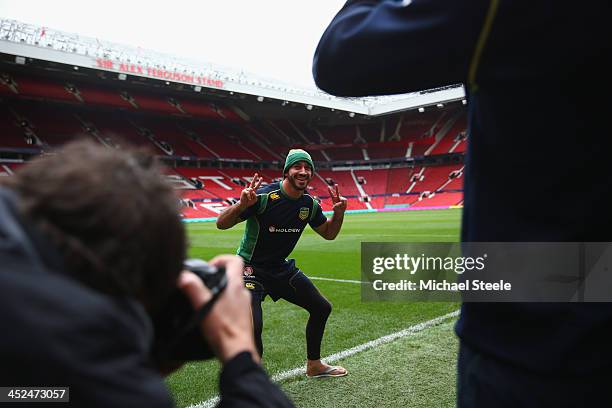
[0,19,466,116]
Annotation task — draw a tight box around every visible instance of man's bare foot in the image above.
[306,359,348,378]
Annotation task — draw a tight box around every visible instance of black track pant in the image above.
[250,271,332,360]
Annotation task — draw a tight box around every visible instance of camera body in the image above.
[151,259,227,363]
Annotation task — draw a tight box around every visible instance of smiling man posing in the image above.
[216,149,348,378]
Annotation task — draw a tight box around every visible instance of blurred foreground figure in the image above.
[0,140,292,407]
[314,1,612,406]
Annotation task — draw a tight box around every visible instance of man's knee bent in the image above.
[312,298,332,319]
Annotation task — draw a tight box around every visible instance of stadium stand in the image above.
[243,123,286,159]
[77,83,135,109]
[0,73,75,102]
[239,136,279,161]
[411,164,463,194]
[450,130,468,153]
[125,91,180,114]
[428,115,467,156]
[411,191,463,207]
[325,146,365,161]
[0,103,34,148]
[8,101,87,146]
[182,122,258,160]
[354,168,388,196]
[359,122,381,143]
[387,167,416,194]
[1,67,466,218]
[128,117,198,157]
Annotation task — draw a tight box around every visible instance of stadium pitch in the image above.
[168,209,461,407]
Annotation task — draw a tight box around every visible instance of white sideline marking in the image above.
[188,310,460,408]
[308,276,366,284]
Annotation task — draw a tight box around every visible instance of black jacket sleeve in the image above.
[0,263,173,408]
[219,352,293,408]
[313,0,488,96]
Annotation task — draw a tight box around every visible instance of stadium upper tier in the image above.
[1,58,466,219]
[0,73,467,163]
[0,18,465,116]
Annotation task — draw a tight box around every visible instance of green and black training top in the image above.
[237,181,326,268]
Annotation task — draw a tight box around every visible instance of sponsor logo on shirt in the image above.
[244,265,254,277]
[270,192,280,200]
[268,226,301,233]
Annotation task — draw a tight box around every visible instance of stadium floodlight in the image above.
[349,112,355,117]
[165,81,170,85]
[462,99,467,105]
[118,73,127,81]
[194,86,202,92]
[281,101,288,106]
[73,66,79,71]
[15,56,26,65]
[418,107,425,113]
[437,103,444,108]
[306,104,313,110]
[257,96,264,102]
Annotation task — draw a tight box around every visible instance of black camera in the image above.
[151,259,227,363]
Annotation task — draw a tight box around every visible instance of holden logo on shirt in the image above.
[269,226,301,233]
[299,207,310,221]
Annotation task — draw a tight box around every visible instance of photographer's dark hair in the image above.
[3,140,186,310]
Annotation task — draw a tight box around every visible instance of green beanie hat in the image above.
[283,149,315,175]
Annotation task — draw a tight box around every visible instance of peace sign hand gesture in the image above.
[239,173,263,209]
[328,184,347,214]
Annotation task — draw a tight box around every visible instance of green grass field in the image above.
[167,209,462,408]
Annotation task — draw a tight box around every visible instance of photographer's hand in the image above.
[177,255,259,363]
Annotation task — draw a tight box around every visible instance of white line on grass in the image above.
[308,276,367,284]
[188,309,460,408]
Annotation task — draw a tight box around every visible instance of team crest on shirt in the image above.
[270,192,280,200]
[299,207,310,221]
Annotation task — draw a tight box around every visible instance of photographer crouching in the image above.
[0,140,292,407]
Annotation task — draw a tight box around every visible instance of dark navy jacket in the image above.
[314,0,612,374]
